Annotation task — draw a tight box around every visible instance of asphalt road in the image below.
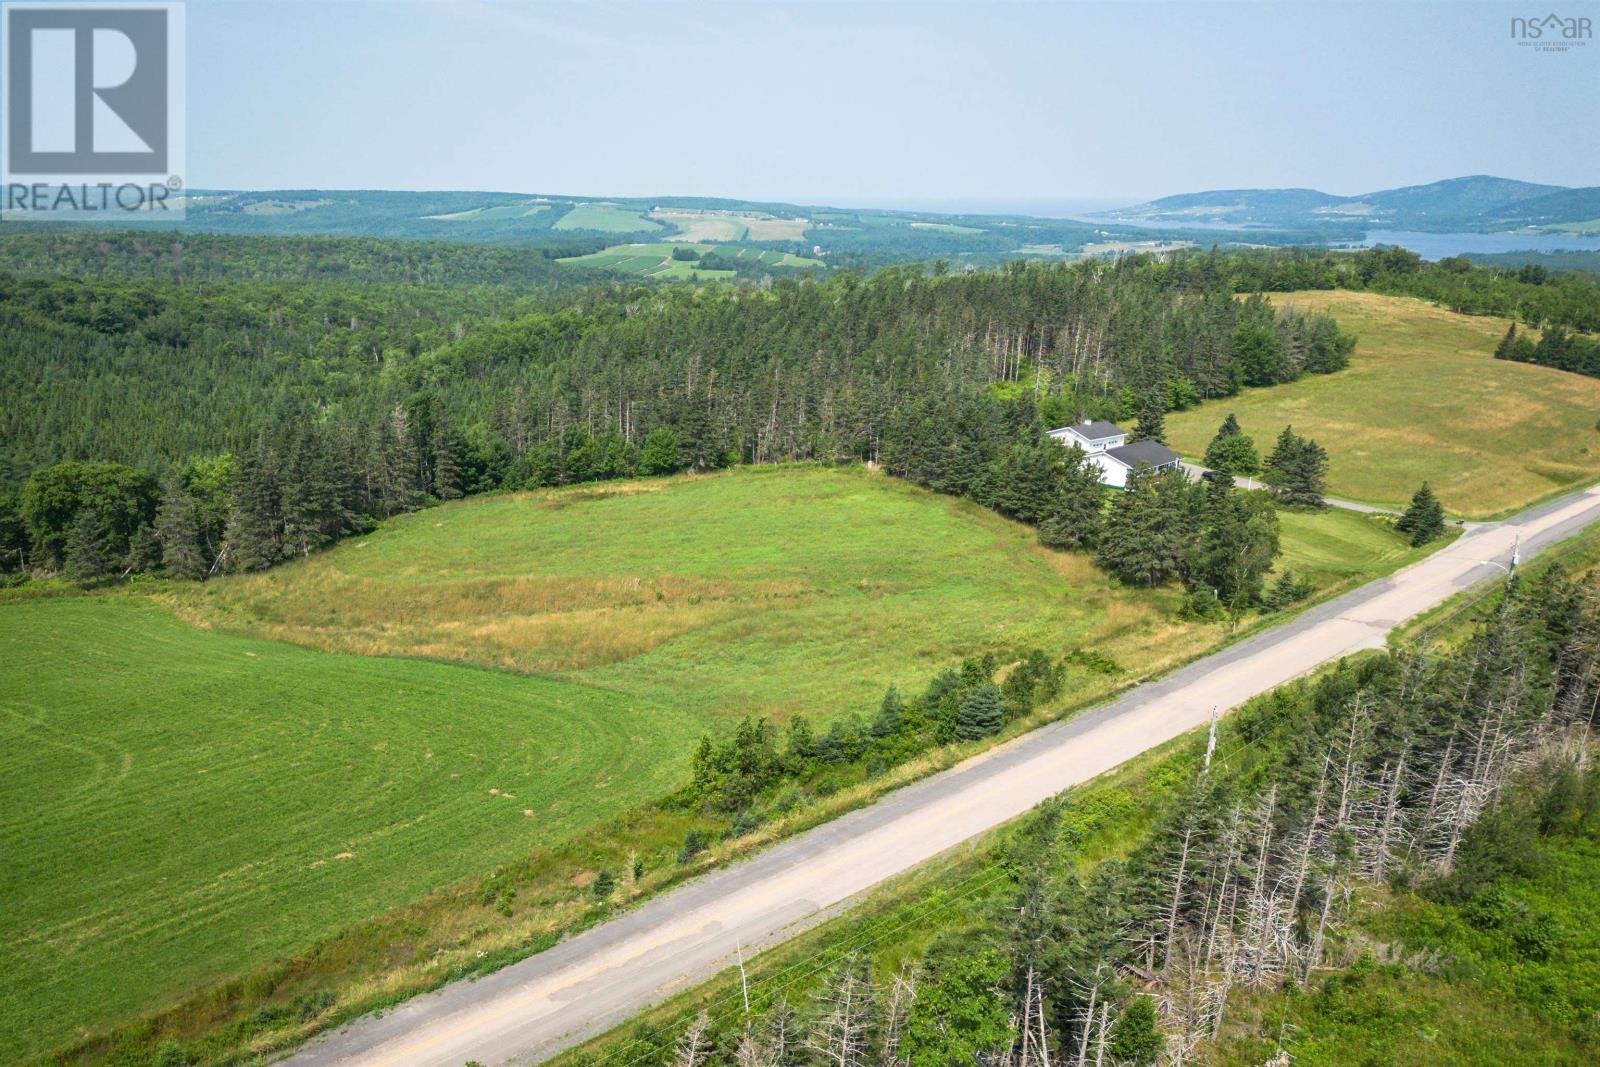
[284,484,1600,1067]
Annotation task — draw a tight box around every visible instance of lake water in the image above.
[1338,230,1600,260]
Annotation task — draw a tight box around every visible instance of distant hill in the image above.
[1099,175,1597,233]
[37,187,1208,268]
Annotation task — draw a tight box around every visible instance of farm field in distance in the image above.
[558,241,823,278]
[552,202,662,232]
[1167,291,1600,517]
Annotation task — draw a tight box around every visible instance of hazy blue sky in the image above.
[190,1,1598,207]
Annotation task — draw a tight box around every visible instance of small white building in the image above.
[1048,419,1182,489]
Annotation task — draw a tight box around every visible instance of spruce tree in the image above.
[639,427,681,475]
[63,508,116,583]
[156,476,209,580]
[871,685,904,738]
[1202,414,1260,476]
[1397,482,1446,546]
[1494,323,1518,361]
[955,683,1005,741]
[1038,446,1106,551]
[224,449,283,572]
[124,523,161,574]
[1095,464,1193,586]
[1263,426,1327,507]
[1130,393,1167,444]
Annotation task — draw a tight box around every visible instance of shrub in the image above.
[677,829,708,864]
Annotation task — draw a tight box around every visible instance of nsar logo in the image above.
[1510,11,1592,51]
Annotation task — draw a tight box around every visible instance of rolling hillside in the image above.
[1100,175,1596,233]
[1166,291,1600,516]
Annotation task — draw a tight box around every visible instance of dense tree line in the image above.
[1218,244,1600,333]
[1492,320,1600,378]
[0,230,603,285]
[3,250,1360,586]
[579,565,1600,1067]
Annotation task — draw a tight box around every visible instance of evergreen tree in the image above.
[1106,996,1162,1066]
[1096,464,1194,585]
[1130,393,1168,444]
[124,523,161,574]
[1190,474,1279,609]
[871,685,904,738]
[1038,445,1105,551]
[1494,323,1518,361]
[63,507,116,583]
[1232,322,1286,386]
[223,449,283,572]
[156,476,209,580]
[955,683,1005,741]
[1202,413,1260,475]
[1396,481,1446,546]
[591,869,615,900]
[1262,425,1328,507]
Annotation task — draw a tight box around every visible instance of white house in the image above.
[1048,419,1182,489]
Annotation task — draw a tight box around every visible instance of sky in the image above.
[188,0,1600,208]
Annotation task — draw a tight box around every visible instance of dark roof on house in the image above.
[1105,440,1182,469]
[1054,420,1125,441]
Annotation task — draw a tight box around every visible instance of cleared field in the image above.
[0,596,699,1060]
[173,467,1225,725]
[1276,506,1445,590]
[421,200,549,222]
[743,216,808,241]
[552,203,661,232]
[1166,291,1600,517]
[908,221,984,235]
[558,242,821,279]
[4,467,1234,1055]
[650,210,749,242]
[4,468,1437,1056]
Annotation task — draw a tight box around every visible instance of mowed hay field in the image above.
[174,467,1221,726]
[4,466,1231,1058]
[0,596,700,1060]
[1166,291,1600,518]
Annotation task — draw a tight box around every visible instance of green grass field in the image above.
[1276,506,1449,591]
[1167,291,1600,518]
[0,596,700,1060]
[552,203,661,232]
[173,467,1225,725]
[1,466,1428,1057]
[4,466,1235,1057]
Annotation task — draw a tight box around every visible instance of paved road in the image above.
[285,484,1600,1067]
[1178,461,1397,514]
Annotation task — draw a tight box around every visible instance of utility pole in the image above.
[1204,704,1219,772]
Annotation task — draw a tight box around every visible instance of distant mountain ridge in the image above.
[1099,175,1599,233]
